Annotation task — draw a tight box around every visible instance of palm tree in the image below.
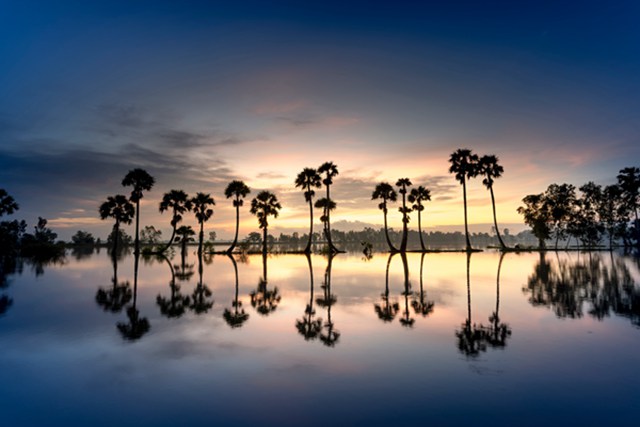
[396,178,413,252]
[399,252,414,327]
[156,255,190,319]
[175,225,196,260]
[122,168,155,255]
[223,254,249,328]
[224,180,251,254]
[481,252,512,347]
[455,252,487,357]
[448,149,479,251]
[617,167,640,249]
[190,192,215,256]
[95,253,132,313]
[318,161,341,253]
[99,194,135,255]
[0,189,19,217]
[250,252,281,316]
[478,155,507,249]
[317,253,340,346]
[412,252,434,316]
[250,191,282,255]
[189,253,214,315]
[372,182,398,252]
[374,253,400,322]
[158,190,192,254]
[295,253,322,340]
[295,168,322,253]
[408,186,431,251]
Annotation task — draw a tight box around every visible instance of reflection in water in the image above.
[223,255,249,328]
[412,252,434,317]
[117,253,151,340]
[0,256,18,316]
[374,254,400,322]
[156,255,190,319]
[480,253,511,348]
[524,251,640,327]
[95,253,132,313]
[189,253,214,315]
[399,252,415,328]
[296,254,322,340]
[317,253,340,346]
[250,253,281,316]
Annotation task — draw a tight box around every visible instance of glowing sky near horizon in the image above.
[1,1,639,240]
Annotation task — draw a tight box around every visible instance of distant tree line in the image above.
[518,167,640,250]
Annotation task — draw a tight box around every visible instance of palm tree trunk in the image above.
[198,222,203,256]
[489,185,506,249]
[418,210,426,251]
[262,226,268,255]
[400,192,408,252]
[228,204,240,253]
[383,207,398,252]
[466,252,472,324]
[305,198,313,253]
[134,200,140,255]
[112,222,119,256]
[325,185,339,252]
[462,178,472,251]
[158,224,176,254]
[262,252,268,283]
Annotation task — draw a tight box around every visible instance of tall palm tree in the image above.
[408,186,432,252]
[158,190,192,254]
[250,190,282,255]
[396,178,413,252]
[448,149,479,251]
[175,225,195,260]
[372,182,398,252]
[295,168,322,253]
[478,155,507,249]
[190,192,215,256]
[99,194,135,255]
[224,180,251,254]
[0,189,19,217]
[122,169,155,255]
[617,167,640,249]
[318,161,341,253]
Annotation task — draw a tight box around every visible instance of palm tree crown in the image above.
[122,168,155,203]
[449,149,479,183]
[295,168,322,201]
[250,191,282,229]
[225,180,251,207]
[318,161,339,186]
[372,182,397,213]
[190,192,215,255]
[408,186,432,251]
[159,190,192,226]
[478,155,504,189]
[99,195,135,225]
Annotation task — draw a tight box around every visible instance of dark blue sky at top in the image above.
[1,0,639,237]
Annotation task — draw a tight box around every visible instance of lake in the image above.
[1,249,639,426]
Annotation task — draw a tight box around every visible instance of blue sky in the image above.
[1,1,639,239]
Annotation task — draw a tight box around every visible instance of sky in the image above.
[1,0,639,240]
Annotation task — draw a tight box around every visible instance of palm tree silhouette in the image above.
[617,167,640,249]
[189,253,214,315]
[478,155,507,249]
[175,225,196,261]
[95,252,132,313]
[318,161,341,253]
[117,253,150,340]
[455,252,487,357]
[99,194,135,255]
[250,191,282,255]
[399,252,415,327]
[396,178,413,252]
[317,253,340,346]
[412,252,434,317]
[122,169,155,255]
[156,255,191,319]
[372,182,398,252]
[190,192,215,256]
[223,254,249,328]
[295,253,322,340]
[295,168,322,253]
[408,186,432,252]
[224,180,251,254]
[0,189,19,217]
[480,253,512,348]
[157,190,192,254]
[250,252,281,316]
[448,149,479,251]
[374,253,400,322]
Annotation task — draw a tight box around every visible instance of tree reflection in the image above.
[374,254,400,322]
[296,253,322,340]
[223,254,249,328]
[189,253,214,315]
[479,253,511,348]
[156,255,190,319]
[250,253,281,316]
[399,252,415,328]
[317,253,340,346]
[0,256,17,316]
[96,253,132,313]
[412,252,434,317]
[524,252,640,327]
[455,253,487,357]
[117,253,150,340]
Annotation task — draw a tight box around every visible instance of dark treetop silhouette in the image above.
[190,192,215,256]
[317,161,341,253]
[99,195,135,256]
[396,178,413,252]
[249,190,282,255]
[295,168,322,254]
[617,167,640,249]
[408,186,431,252]
[95,253,132,313]
[449,149,479,251]
[372,182,398,252]
[122,168,155,255]
[158,190,192,254]
[224,180,251,254]
[478,155,507,249]
[0,189,19,217]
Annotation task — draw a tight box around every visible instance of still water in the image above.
[1,249,639,426]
